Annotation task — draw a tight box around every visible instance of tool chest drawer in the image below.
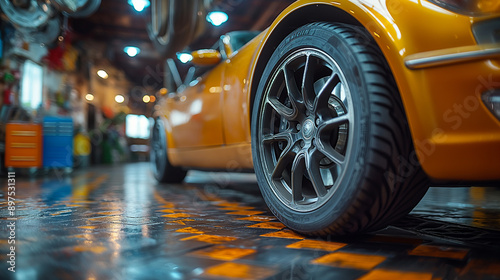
[43,117,73,167]
[5,123,42,168]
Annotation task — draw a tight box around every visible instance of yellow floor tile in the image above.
[95,211,122,215]
[181,234,237,244]
[216,202,241,207]
[408,245,469,260]
[260,229,305,239]
[203,262,275,280]
[175,227,205,234]
[287,239,347,251]
[157,209,177,213]
[168,219,195,225]
[78,225,97,230]
[312,252,386,270]
[66,204,84,207]
[190,245,256,261]
[358,269,433,280]
[247,222,286,230]
[160,202,176,208]
[162,213,192,218]
[73,245,107,254]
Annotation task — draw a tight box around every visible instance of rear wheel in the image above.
[251,22,429,236]
[150,119,187,183]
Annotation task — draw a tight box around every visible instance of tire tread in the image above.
[301,22,428,235]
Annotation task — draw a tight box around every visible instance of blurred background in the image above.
[0,0,294,173]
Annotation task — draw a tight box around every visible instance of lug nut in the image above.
[316,118,320,125]
[297,123,301,130]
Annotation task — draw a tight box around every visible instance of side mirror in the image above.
[191,49,221,66]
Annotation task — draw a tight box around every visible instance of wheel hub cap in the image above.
[302,119,315,140]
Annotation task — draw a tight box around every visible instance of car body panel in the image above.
[159,0,500,182]
[169,143,253,170]
[222,32,266,145]
[162,63,225,149]
[165,32,264,170]
[248,0,500,181]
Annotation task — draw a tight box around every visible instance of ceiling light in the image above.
[143,95,150,103]
[207,11,228,26]
[124,46,140,57]
[149,95,156,102]
[97,70,108,79]
[85,93,94,101]
[115,95,125,103]
[128,0,150,12]
[177,53,193,63]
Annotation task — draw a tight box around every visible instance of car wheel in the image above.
[150,119,187,183]
[251,22,429,236]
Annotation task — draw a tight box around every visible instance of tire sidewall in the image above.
[251,24,373,233]
[151,118,168,181]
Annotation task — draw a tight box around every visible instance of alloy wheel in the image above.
[257,48,355,212]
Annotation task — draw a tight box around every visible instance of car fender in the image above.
[247,0,489,180]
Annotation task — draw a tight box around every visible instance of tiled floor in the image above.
[1,162,500,279]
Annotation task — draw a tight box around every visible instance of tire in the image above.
[150,119,187,183]
[251,22,429,236]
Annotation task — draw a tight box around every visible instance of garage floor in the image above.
[1,162,500,280]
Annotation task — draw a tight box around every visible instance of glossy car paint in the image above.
[158,0,500,181]
[159,32,265,170]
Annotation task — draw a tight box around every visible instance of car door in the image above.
[221,31,263,145]
[164,61,225,149]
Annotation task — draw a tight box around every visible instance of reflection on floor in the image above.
[413,187,500,231]
[1,162,500,279]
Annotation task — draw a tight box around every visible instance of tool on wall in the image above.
[0,0,100,44]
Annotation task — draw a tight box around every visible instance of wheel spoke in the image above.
[316,140,345,166]
[283,65,304,113]
[291,152,305,203]
[317,114,349,133]
[271,144,296,180]
[313,73,340,113]
[267,97,296,121]
[301,54,316,110]
[333,82,343,100]
[306,148,327,197]
[262,129,293,143]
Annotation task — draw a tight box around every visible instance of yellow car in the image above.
[151,0,500,236]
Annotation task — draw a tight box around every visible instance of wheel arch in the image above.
[248,1,413,138]
[249,4,362,122]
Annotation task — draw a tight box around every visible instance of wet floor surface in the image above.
[1,162,500,280]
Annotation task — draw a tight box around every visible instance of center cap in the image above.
[302,119,315,139]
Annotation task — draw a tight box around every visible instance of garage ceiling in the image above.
[70,0,294,88]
